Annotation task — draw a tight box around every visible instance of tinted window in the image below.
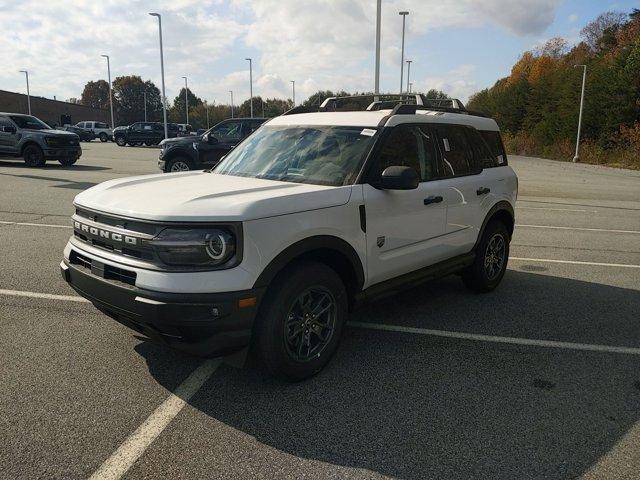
[132,123,143,131]
[211,121,243,142]
[435,125,478,177]
[375,125,438,182]
[95,122,108,129]
[467,128,496,169]
[480,130,507,166]
[9,115,50,130]
[0,116,14,128]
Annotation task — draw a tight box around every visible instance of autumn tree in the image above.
[80,80,111,110]
[112,76,162,126]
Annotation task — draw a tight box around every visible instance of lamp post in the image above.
[409,82,413,93]
[100,55,115,128]
[374,0,381,99]
[182,76,189,125]
[573,64,587,163]
[245,58,253,118]
[399,11,409,94]
[149,13,168,139]
[19,70,30,115]
[143,91,147,121]
[290,80,295,107]
[406,60,412,94]
[205,101,210,128]
[229,90,234,118]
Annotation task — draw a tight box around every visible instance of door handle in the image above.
[423,195,443,205]
[476,187,490,196]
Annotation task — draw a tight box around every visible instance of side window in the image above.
[435,125,477,177]
[132,123,142,131]
[212,121,243,142]
[0,116,13,128]
[142,123,153,131]
[375,125,438,182]
[466,127,495,169]
[479,130,508,166]
[95,122,108,129]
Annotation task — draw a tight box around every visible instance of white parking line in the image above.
[89,359,222,480]
[0,220,71,229]
[516,224,640,234]
[0,288,89,302]
[510,257,640,269]
[350,322,640,356]
[516,206,595,213]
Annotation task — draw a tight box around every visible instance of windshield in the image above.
[9,115,50,130]
[214,125,378,186]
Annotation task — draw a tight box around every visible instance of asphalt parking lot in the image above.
[1,142,639,480]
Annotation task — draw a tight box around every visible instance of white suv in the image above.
[61,96,517,381]
[76,121,113,142]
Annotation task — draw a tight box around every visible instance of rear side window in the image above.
[434,125,479,177]
[375,125,438,182]
[95,122,108,129]
[466,128,497,169]
[479,130,507,167]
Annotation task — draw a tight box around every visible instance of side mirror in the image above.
[1,125,17,134]
[206,134,218,145]
[379,166,419,190]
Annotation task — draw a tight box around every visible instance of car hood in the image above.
[74,172,352,222]
[24,128,77,136]
[160,136,194,147]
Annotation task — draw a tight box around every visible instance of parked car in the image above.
[76,121,112,142]
[61,96,516,380]
[114,122,165,146]
[63,125,95,142]
[0,112,82,167]
[176,123,194,137]
[158,117,267,172]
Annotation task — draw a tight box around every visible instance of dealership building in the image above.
[0,89,110,127]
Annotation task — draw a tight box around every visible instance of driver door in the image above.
[0,116,19,154]
[363,124,449,286]
[201,120,244,166]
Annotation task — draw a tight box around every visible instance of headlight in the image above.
[192,142,198,151]
[150,227,237,267]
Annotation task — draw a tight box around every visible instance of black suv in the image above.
[114,122,165,146]
[158,117,267,172]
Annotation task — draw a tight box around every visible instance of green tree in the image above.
[169,88,203,124]
[80,80,111,110]
[112,76,162,126]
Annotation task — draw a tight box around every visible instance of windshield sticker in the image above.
[360,128,376,136]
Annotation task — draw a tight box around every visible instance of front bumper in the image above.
[44,146,82,159]
[60,260,264,357]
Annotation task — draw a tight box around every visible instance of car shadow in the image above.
[0,160,111,171]
[0,172,98,190]
[134,270,640,479]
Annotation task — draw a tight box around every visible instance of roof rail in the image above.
[320,93,424,110]
[281,105,320,116]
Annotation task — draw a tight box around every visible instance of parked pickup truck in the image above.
[76,121,112,142]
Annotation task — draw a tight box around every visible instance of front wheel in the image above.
[254,262,347,381]
[23,145,46,167]
[115,136,126,146]
[166,157,193,172]
[462,220,510,292]
[58,157,77,166]
[99,133,108,142]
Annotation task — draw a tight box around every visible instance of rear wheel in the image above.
[99,133,108,142]
[58,157,77,167]
[462,220,510,292]
[23,145,45,167]
[166,157,193,172]
[115,136,126,146]
[254,262,347,381]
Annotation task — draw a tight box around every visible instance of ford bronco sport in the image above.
[61,95,517,381]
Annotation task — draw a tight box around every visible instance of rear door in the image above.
[0,116,19,154]
[363,124,449,286]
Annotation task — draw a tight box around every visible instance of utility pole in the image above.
[19,70,31,115]
[100,56,115,127]
[245,58,253,118]
[143,91,147,121]
[290,80,295,106]
[229,90,234,118]
[399,11,409,95]
[374,0,381,100]
[182,76,189,124]
[205,101,210,128]
[149,13,168,139]
[406,60,412,94]
[573,64,587,163]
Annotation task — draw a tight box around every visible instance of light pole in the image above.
[406,60,412,94]
[290,80,295,107]
[573,64,587,163]
[143,91,147,121]
[374,0,381,99]
[245,58,253,118]
[149,13,168,139]
[19,70,30,115]
[409,82,413,93]
[205,101,210,128]
[399,11,409,95]
[229,90,234,118]
[100,55,115,128]
[182,76,189,124]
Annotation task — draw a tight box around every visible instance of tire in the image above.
[115,136,126,147]
[58,157,77,167]
[99,133,108,142]
[166,157,193,172]
[23,144,46,167]
[462,220,510,293]
[254,261,348,381]
[130,142,142,147]
[144,141,154,147]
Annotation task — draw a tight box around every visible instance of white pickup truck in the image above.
[76,121,113,142]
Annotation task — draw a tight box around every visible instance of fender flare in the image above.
[252,235,365,291]
[473,201,515,251]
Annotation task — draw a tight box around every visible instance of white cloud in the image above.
[417,64,479,103]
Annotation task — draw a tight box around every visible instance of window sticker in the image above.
[360,128,376,136]
[443,138,451,152]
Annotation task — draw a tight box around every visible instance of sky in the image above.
[0,0,638,106]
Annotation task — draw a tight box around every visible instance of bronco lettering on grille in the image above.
[74,221,138,246]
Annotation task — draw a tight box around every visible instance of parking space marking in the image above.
[516,224,640,234]
[0,288,89,303]
[0,220,71,229]
[510,257,640,269]
[350,322,640,356]
[89,358,222,480]
[516,206,595,213]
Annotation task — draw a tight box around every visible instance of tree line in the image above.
[467,9,640,168]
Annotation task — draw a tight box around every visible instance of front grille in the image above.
[70,250,137,287]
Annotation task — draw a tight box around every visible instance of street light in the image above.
[399,11,409,94]
[229,90,234,118]
[290,80,295,107]
[374,0,381,99]
[149,13,168,139]
[143,91,147,122]
[245,58,253,118]
[573,64,587,163]
[19,70,30,115]
[100,55,115,128]
[205,100,210,128]
[409,82,413,93]
[405,60,412,94]
[182,76,189,124]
